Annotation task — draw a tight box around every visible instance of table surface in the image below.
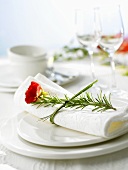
[0,58,128,170]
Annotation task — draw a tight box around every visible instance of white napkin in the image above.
[14,73,128,138]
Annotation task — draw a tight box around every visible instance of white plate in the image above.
[0,64,22,88]
[17,112,109,147]
[17,97,128,147]
[1,113,128,159]
[0,86,17,93]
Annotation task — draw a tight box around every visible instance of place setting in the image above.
[0,71,128,160]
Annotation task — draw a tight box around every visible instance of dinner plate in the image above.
[17,112,109,147]
[17,97,128,147]
[1,113,128,159]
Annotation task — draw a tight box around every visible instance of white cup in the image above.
[8,45,50,80]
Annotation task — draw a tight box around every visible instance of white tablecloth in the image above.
[0,59,128,170]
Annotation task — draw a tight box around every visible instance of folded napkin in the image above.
[14,73,128,138]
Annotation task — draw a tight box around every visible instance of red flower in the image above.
[25,81,42,104]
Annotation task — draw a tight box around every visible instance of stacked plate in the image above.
[0,64,22,92]
[1,111,128,160]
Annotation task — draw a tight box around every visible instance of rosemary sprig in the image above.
[34,91,116,113]
[32,80,116,124]
[65,92,116,112]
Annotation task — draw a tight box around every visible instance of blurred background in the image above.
[0,0,128,57]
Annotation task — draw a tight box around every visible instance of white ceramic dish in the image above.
[17,112,108,147]
[1,113,128,159]
[8,45,48,80]
[8,45,47,62]
[0,86,17,93]
[0,64,22,88]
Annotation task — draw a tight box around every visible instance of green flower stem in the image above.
[50,80,98,124]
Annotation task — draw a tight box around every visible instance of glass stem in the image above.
[88,51,96,81]
[109,53,117,89]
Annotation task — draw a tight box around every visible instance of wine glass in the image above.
[75,8,107,91]
[75,8,101,80]
[99,5,128,98]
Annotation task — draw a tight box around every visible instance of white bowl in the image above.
[8,45,49,80]
[8,45,47,62]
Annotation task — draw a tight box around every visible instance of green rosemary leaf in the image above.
[75,106,83,109]
[103,95,110,106]
[86,92,93,102]
[97,91,103,103]
[44,104,51,107]
[65,94,69,100]
[90,93,95,102]
[92,106,101,112]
